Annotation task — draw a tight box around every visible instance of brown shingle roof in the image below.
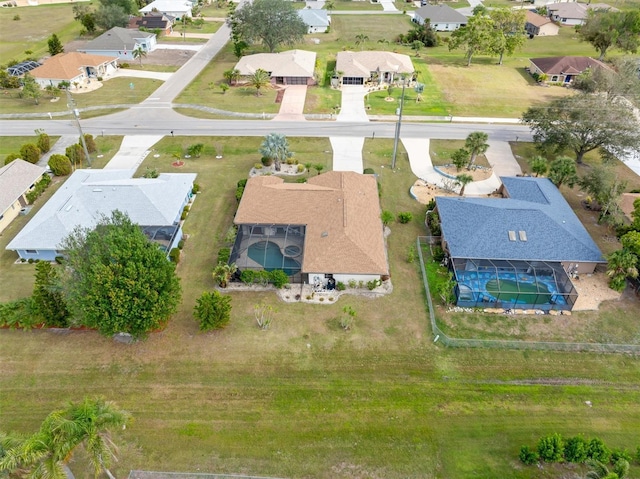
[30,52,117,81]
[525,10,553,27]
[529,56,608,75]
[234,172,389,275]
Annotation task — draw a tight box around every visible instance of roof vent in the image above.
[508,230,516,242]
[518,230,528,242]
[321,231,328,237]
[65,204,73,212]
[93,188,102,192]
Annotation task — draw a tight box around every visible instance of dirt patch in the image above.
[438,165,493,182]
[571,273,622,311]
[411,180,459,204]
[64,40,196,67]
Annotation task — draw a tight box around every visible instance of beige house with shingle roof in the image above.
[335,51,414,86]
[231,171,389,286]
[234,50,317,86]
[529,56,609,83]
[30,52,118,89]
[0,160,46,235]
[525,11,559,37]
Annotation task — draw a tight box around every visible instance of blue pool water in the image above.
[248,241,301,275]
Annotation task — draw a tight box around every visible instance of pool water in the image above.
[485,278,552,304]
[248,241,301,275]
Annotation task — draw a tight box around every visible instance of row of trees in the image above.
[577,9,640,60]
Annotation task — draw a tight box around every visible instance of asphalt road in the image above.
[0,116,534,142]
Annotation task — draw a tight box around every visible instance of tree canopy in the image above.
[47,34,64,56]
[521,93,640,164]
[448,13,494,66]
[60,210,182,338]
[488,8,526,65]
[577,9,640,60]
[260,133,292,171]
[227,0,307,52]
[94,3,130,30]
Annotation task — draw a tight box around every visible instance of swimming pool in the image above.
[247,241,301,275]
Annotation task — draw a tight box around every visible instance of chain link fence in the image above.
[129,471,288,479]
[416,237,640,354]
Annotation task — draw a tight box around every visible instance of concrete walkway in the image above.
[330,137,364,173]
[38,135,78,168]
[273,85,307,122]
[104,135,163,170]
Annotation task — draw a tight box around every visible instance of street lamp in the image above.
[391,76,407,170]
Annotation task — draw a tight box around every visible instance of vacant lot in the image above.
[1,137,640,479]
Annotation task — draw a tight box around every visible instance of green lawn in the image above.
[331,0,384,11]
[1,137,640,478]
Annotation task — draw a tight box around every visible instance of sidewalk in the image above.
[38,135,78,168]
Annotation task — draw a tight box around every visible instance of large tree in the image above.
[488,8,526,65]
[577,9,640,60]
[227,0,307,53]
[47,33,64,56]
[448,14,495,66]
[522,93,640,164]
[573,57,640,106]
[60,210,182,338]
[32,261,69,327]
[94,3,130,30]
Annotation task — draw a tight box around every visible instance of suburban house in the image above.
[230,171,389,287]
[128,13,174,36]
[234,50,317,86]
[413,4,468,31]
[6,169,196,261]
[547,1,617,24]
[6,60,41,77]
[298,9,330,34]
[525,10,559,37]
[29,52,118,89]
[434,176,606,312]
[335,51,414,86]
[139,0,192,19]
[528,56,608,83]
[78,27,157,61]
[0,160,46,235]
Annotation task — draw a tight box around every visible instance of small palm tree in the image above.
[248,68,271,96]
[223,68,241,85]
[213,262,237,288]
[464,131,489,169]
[456,173,473,196]
[377,38,390,50]
[324,0,335,12]
[355,33,369,50]
[132,46,147,67]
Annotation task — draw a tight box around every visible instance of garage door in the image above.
[342,77,364,85]
[285,76,308,85]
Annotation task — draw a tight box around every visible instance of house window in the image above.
[0,214,3,221]
[25,249,37,254]
[551,75,558,82]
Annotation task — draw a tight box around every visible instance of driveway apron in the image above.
[330,137,365,173]
[104,135,164,170]
[273,85,307,121]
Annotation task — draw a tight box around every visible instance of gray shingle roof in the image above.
[415,4,468,24]
[0,160,45,215]
[435,176,605,264]
[298,9,330,27]
[6,169,196,252]
[80,27,154,52]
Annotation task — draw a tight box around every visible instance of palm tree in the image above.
[377,38,390,51]
[132,46,147,67]
[324,0,335,12]
[355,33,369,50]
[247,69,271,96]
[464,131,489,169]
[456,174,473,196]
[223,68,241,85]
[260,133,292,172]
[213,262,237,288]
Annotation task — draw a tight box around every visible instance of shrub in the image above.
[363,168,375,174]
[0,298,40,330]
[519,445,539,465]
[367,279,381,291]
[183,205,190,213]
[336,281,346,291]
[235,186,245,202]
[237,178,248,188]
[432,245,445,263]
[407,244,416,263]
[120,62,130,68]
[192,183,201,194]
[286,157,296,165]
[269,269,289,288]
[587,438,610,463]
[397,212,413,224]
[297,164,304,173]
[48,154,72,176]
[25,175,51,204]
[54,256,64,264]
[20,143,41,164]
[611,448,632,463]
[254,270,270,286]
[564,436,588,463]
[254,163,263,169]
[537,433,564,462]
[194,291,232,331]
[143,167,159,178]
[178,239,185,250]
[240,269,255,284]
[180,211,188,220]
[4,153,20,165]
[37,133,50,153]
[381,210,394,226]
[82,134,96,153]
[28,258,34,264]
[296,177,306,183]
[169,247,180,263]
[348,279,357,289]
[261,156,273,166]
[65,144,85,167]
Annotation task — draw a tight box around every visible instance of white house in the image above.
[298,9,330,33]
[6,169,196,261]
[29,52,118,89]
[140,0,193,19]
[413,4,467,31]
[78,27,157,61]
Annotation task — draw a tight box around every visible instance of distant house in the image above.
[78,27,156,61]
[545,2,616,25]
[234,50,317,86]
[298,9,330,33]
[529,56,608,83]
[0,160,46,235]
[525,10,559,37]
[29,52,118,89]
[335,51,414,86]
[6,169,196,261]
[231,171,389,286]
[413,4,467,31]
[435,176,606,312]
[128,13,174,36]
[140,0,192,19]
[6,60,41,77]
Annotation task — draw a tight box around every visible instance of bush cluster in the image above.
[426,210,441,236]
[239,269,289,288]
[397,212,413,224]
[48,154,72,176]
[26,175,51,204]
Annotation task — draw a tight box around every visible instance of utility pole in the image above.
[391,78,406,170]
[65,89,92,167]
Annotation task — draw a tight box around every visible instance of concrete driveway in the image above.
[379,0,399,11]
[336,85,369,122]
[330,137,364,173]
[273,85,307,122]
[110,69,173,81]
[485,140,522,177]
[104,135,164,170]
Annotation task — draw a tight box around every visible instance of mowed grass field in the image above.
[1,137,640,479]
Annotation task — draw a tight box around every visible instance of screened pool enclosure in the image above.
[229,224,305,282]
[451,258,578,311]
